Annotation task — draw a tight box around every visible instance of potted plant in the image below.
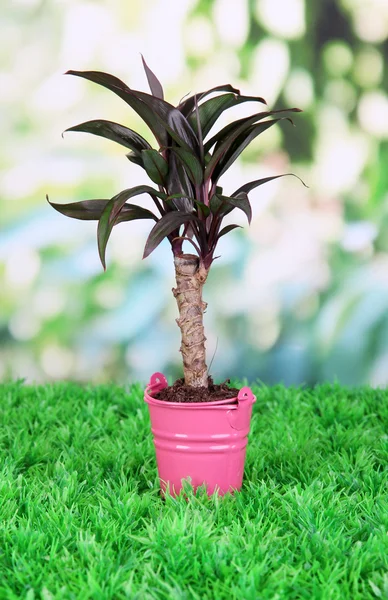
[48,57,303,496]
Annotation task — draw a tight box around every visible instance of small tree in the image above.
[48,58,304,389]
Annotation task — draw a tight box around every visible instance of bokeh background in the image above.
[1,0,388,386]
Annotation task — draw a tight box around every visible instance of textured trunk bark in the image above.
[173,254,208,388]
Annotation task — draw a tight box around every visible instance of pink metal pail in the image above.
[144,372,256,496]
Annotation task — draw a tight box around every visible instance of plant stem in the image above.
[173,254,208,388]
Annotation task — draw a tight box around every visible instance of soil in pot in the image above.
[153,376,239,403]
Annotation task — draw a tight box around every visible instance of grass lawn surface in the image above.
[0,381,387,599]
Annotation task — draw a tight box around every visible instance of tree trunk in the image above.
[173,254,208,388]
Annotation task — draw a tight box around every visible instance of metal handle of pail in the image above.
[227,386,256,430]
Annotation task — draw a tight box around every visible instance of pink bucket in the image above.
[144,372,256,496]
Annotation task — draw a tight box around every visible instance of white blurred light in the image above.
[251,39,290,105]
[358,91,388,138]
[341,221,378,253]
[315,107,370,194]
[32,74,83,112]
[284,68,314,110]
[9,312,41,341]
[2,158,86,199]
[322,41,353,77]
[94,282,124,309]
[353,47,384,88]
[12,0,40,5]
[194,51,241,88]
[353,4,388,43]
[5,247,40,288]
[255,0,305,39]
[41,345,74,379]
[371,352,388,387]
[132,0,196,86]
[315,133,369,194]
[213,0,249,47]
[325,79,357,112]
[249,301,281,350]
[184,16,215,58]
[61,3,115,66]
[33,288,66,319]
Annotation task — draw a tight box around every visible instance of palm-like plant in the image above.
[48,58,304,389]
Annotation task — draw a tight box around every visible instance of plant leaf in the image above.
[166,152,195,212]
[97,186,162,269]
[222,192,252,224]
[218,224,242,238]
[47,195,158,225]
[189,93,267,139]
[64,120,151,155]
[233,173,308,196]
[126,151,144,168]
[193,200,210,217]
[205,117,291,183]
[209,194,223,215]
[141,149,168,185]
[213,119,293,182]
[143,211,199,258]
[47,196,110,220]
[66,70,198,152]
[204,108,302,153]
[178,84,243,117]
[141,54,164,99]
[209,193,251,223]
[171,147,203,185]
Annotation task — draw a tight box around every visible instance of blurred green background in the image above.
[1,0,388,386]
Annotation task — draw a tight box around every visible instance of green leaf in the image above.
[213,119,292,182]
[47,196,111,220]
[97,186,162,269]
[126,151,144,168]
[143,212,199,259]
[204,108,302,154]
[218,224,242,238]
[209,194,223,215]
[171,147,203,185]
[193,200,210,217]
[141,55,164,99]
[178,84,243,117]
[209,193,251,223]
[205,117,291,183]
[48,195,154,225]
[189,93,267,139]
[233,173,308,196]
[142,149,168,185]
[64,120,151,155]
[166,153,195,212]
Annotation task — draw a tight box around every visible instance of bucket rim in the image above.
[145,386,239,409]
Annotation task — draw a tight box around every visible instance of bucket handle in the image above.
[227,386,256,431]
[149,372,168,393]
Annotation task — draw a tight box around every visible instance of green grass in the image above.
[0,381,387,600]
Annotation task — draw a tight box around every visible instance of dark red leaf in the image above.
[66,70,198,153]
[64,119,151,155]
[233,173,308,196]
[143,212,199,258]
[189,93,268,139]
[141,55,164,99]
[204,108,302,153]
[178,84,243,116]
[97,186,162,269]
[217,224,242,238]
